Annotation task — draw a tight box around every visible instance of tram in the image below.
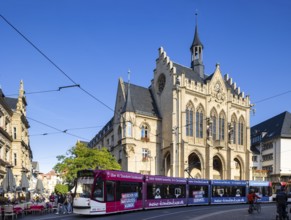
[72,169,271,215]
[248,180,272,202]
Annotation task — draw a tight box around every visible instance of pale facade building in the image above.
[251,111,291,182]
[0,81,33,187]
[89,21,252,180]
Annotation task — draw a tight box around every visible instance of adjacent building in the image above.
[251,111,291,182]
[88,20,253,180]
[0,81,33,188]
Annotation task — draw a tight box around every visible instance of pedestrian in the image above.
[62,193,68,214]
[55,192,64,215]
[276,186,288,219]
[66,191,73,214]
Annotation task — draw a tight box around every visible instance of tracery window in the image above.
[238,118,244,145]
[210,110,217,140]
[219,113,225,141]
[231,116,237,144]
[186,104,193,136]
[196,107,204,138]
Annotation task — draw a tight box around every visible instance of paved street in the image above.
[15,203,286,220]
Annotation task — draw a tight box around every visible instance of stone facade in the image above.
[89,22,252,180]
[0,81,33,187]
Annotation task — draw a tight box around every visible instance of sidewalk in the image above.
[18,212,76,220]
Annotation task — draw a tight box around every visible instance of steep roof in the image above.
[123,82,160,118]
[251,111,291,141]
[173,62,204,83]
[122,83,135,113]
[4,97,18,111]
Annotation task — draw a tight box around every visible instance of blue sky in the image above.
[1,0,290,173]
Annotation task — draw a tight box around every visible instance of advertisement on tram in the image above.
[210,180,247,204]
[143,175,187,209]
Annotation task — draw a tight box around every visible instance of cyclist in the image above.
[276,186,288,219]
[247,189,260,213]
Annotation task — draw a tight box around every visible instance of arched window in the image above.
[219,113,225,141]
[238,118,244,145]
[186,104,193,136]
[196,107,204,138]
[210,110,217,140]
[231,116,237,144]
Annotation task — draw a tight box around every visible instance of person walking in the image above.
[55,192,64,215]
[62,193,68,214]
[276,186,288,219]
[66,192,73,214]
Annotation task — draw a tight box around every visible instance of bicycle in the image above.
[248,201,261,214]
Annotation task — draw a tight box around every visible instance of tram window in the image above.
[93,177,104,202]
[189,185,208,198]
[116,181,142,201]
[106,181,115,202]
[212,186,245,197]
[147,183,186,199]
[250,186,271,196]
[75,177,94,198]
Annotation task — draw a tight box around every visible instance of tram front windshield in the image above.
[75,177,94,198]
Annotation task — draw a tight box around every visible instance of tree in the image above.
[54,142,121,185]
[55,184,68,194]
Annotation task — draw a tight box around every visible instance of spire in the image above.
[191,13,204,50]
[122,70,135,113]
[190,11,204,78]
[19,80,24,97]
[17,80,27,114]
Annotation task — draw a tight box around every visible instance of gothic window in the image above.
[231,116,237,144]
[196,107,204,138]
[238,118,244,145]
[210,110,217,140]
[157,74,166,93]
[219,113,225,141]
[186,104,193,136]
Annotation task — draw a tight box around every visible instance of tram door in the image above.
[106,181,116,211]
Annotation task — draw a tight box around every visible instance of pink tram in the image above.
[72,169,270,215]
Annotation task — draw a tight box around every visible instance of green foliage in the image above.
[53,142,121,185]
[55,184,68,194]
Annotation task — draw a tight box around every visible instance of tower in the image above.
[190,13,204,78]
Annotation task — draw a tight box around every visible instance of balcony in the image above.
[141,137,149,142]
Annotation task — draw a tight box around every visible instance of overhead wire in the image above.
[6,84,80,96]
[253,90,291,104]
[0,14,115,113]
[27,116,90,141]
[2,14,291,145]
[29,125,103,137]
